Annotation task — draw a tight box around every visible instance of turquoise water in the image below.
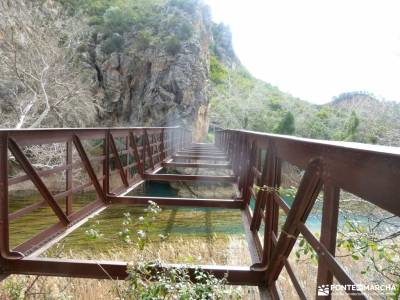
[11,181,244,256]
[9,180,398,254]
[249,193,397,235]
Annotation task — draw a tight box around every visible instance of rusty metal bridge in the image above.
[0,127,399,299]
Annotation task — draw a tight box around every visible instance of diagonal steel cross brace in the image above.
[8,138,70,226]
[265,158,323,286]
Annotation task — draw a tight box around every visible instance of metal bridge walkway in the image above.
[1,127,399,299]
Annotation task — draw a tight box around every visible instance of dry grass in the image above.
[0,236,260,299]
[276,246,397,300]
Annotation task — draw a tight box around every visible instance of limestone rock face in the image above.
[87,4,211,141]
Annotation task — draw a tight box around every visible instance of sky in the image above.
[204,0,400,104]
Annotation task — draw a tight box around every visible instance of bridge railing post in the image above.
[0,132,11,258]
[103,130,110,196]
[316,184,340,299]
[66,140,73,215]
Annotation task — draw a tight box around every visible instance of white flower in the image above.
[137,230,146,238]
[138,216,144,223]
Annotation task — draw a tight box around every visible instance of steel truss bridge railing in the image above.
[0,126,399,299]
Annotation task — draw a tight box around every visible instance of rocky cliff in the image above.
[0,0,241,141]
[80,1,214,141]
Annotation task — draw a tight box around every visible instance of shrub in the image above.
[135,30,153,51]
[274,111,295,135]
[103,6,131,34]
[102,33,124,54]
[122,262,234,299]
[209,55,227,84]
[164,36,181,55]
[176,20,193,40]
[169,0,198,15]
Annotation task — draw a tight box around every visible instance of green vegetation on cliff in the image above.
[208,38,400,146]
[2,0,399,146]
[60,0,198,55]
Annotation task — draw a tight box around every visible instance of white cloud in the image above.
[204,0,400,104]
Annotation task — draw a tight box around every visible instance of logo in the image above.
[317,284,395,297]
[317,285,330,296]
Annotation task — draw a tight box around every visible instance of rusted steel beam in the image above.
[109,195,242,208]
[272,159,282,235]
[273,186,367,299]
[265,158,323,286]
[8,161,81,186]
[109,133,129,187]
[299,223,366,299]
[6,258,263,285]
[141,135,147,169]
[250,188,266,231]
[270,232,306,300]
[284,260,307,300]
[241,207,274,300]
[177,151,225,156]
[242,207,263,262]
[4,127,179,147]
[232,132,241,175]
[189,143,218,147]
[160,129,165,161]
[125,135,130,180]
[316,184,340,299]
[154,134,161,163]
[9,177,96,221]
[8,138,70,226]
[144,174,236,182]
[0,133,24,260]
[262,149,279,265]
[237,136,248,193]
[274,194,363,296]
[220,129,400,216]
[163,162,231,169]
[8,183,85,220]
[72,135,107,203]
[66,140,73,215]
[181,146,222,149]
[144,130,154,169]
[243,141,257,206]
[250,148,273,232]
[54,181,95,200]
[14,200,106,255]
[173,155,228,161]
[9,200,47,221]
[128,132,143,176]
[241,136,253,193]
[8,154,106,185]
[103,131,110,195]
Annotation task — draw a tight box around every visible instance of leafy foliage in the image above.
[274,111,295,134]
[114,201,238,299]
[102,33,125,54]
[57,0,196,55]
[337,219,400,287]
[210,55,228,84]
[209,59,400,146]
[122,262,236,300]
[342,111,360,141]
[169,0,199,15]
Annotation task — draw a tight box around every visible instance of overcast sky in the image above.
[204,0,400,104]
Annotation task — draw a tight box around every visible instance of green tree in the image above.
[209,55,227,84]
[343,111,360,141]
[103,6,131,34]
[274,111,295,135]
